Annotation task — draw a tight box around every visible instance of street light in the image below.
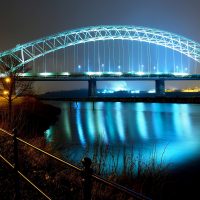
[3,90,9,95]
[5,77,11,83]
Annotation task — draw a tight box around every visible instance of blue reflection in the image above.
[86,103,96,142]
[45,101,200,171]
[45,127,53,143]
[127,104,136,141]
[136,103,148,139]
[173,104,183,138]
[63,103,72,141]
[96,102,108,143]
[180,104,192,139]
[105,103,115,141]
[152,103,162,138]
[115,102,125,142]
[76,103,86,146]
[163,141,200,165]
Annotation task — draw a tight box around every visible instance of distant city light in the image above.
[131,90,140,93]
[148,89,155,93]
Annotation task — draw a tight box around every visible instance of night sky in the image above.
[1,0,200,93]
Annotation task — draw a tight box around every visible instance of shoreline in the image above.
[0,96,61,137]
[39,96,200,104]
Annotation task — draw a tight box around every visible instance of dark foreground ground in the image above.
[161,158,200,200]
[0,144,200,200]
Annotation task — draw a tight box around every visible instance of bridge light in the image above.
[39,72,53,76]
[95,72,103,76]
[61,72,70,76]
[86,72,95,76]
[173,72,189,76]
[136,71,145,76]
[115,72,123,76]
[86,72,103,76]
[18,73,31,77]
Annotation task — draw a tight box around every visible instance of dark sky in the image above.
[1,0,200,92]
[1,0,200,51]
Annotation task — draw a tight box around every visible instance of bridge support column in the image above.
[155,79,165,96]
[88,79,97,97]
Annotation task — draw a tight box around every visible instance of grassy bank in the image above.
[0,96,61,137]
[1,133,197,200]
[0,132,169,199]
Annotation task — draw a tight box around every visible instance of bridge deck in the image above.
[5,72,200,81]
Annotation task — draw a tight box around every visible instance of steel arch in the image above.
[1,25,200,72]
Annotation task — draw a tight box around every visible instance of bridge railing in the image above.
[0,128,151,200]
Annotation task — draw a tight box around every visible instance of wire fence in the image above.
[0,128,152,200]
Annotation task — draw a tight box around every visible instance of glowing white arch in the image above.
[0,25,200,72]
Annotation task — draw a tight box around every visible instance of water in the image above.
[45,101,200,172]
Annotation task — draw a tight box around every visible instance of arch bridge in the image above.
[1,25,200,96]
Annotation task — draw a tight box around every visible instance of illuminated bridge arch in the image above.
[1,25,200,72]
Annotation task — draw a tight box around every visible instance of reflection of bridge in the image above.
[1,25,200,97]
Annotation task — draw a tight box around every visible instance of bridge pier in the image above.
[155,79,165,96]
[88,79,97,97]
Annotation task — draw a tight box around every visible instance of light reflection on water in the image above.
[45,101,200,169]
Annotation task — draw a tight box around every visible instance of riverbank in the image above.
[0,133,199,200]
[0,96,61,137]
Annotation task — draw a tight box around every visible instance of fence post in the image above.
[13,128,20,200]
[81,157,93,200]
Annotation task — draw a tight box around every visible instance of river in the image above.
[44,101,200,174]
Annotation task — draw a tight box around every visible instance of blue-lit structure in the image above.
[1,25,200,96]
[1,25,200,71]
